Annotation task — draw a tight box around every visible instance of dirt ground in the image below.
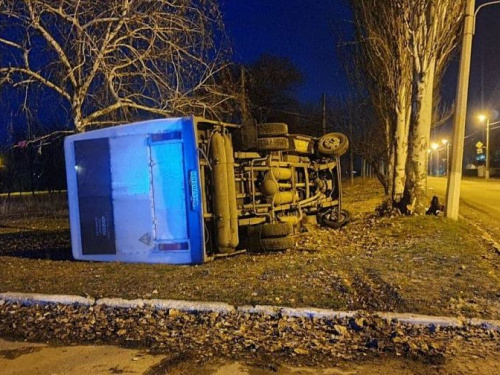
[1,337,498,375]
[1,180,499,373]
[0,179,499,320]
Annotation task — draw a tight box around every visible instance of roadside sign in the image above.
[476,141,484,149]
[477,148,483,154]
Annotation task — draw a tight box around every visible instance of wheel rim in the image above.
[320,136,342,151]
[321,208,349,224]
[325,211,344,222]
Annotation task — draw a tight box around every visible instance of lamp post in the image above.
[478,114,491,179]
[442,139,450,176]
[446,0,475,219]
[446,0,500,219]
[427,149,432,175]
[431,142,439,176]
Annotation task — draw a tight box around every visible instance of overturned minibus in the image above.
[65,116,349,264]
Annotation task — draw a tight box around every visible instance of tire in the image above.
[319,209,350,229]
[261,236,295,251]
[234,123,258,151]
[318,133,349,157]
[257,137,289,151]
[261,223,292,238]
[257,123,288,137]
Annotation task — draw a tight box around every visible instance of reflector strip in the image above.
[158,242,189,251]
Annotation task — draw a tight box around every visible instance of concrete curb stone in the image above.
[0,292,95,307]
[378,312,463,328]
[95,298,146,309]
[1,291,499,331]
[147,299,235,314]
[280,307,357,320]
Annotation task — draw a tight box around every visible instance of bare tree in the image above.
[244,54,303,124]
[0,0,236,132]
[404,0,465,212]
[328,95,389,188]
[347,0,413,203]
[346,0,464,212]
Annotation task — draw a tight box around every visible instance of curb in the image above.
[0,292,95,307]
[1,292,499,331]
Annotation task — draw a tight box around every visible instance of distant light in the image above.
[427,149,432,154]
[431,143,439,150]
[478,114,487,122]
[442,139,448,145]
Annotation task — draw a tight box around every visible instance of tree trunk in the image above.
[392,85,411,204]
[73,100,85,132]
[385,142,396,200]
[406,57,436,213]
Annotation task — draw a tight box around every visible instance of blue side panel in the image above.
[150,141,189,242]
[74,138,116,255]
[182,118,204,264]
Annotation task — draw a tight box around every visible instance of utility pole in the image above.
[445,0,476,220]
[485,117,490,179]
[445,141,450,176]
[322,93,327,135]
[436,148,440,176]
[349,120,354,184]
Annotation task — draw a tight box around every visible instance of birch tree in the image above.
[0,0,235,132]
[404,0,465,212]
[348,0,413,203]
[348,0,464,212]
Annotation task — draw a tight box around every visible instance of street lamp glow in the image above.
[442,139,449,145]
[447,0,500,220]
[431,143,439,150]
[476,113,491,179]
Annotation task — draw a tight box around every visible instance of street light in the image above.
[446,0,500,220]
[427,149,432,176]
[431,142,439,176]
[442,139,450,176]
[478,114,491,179]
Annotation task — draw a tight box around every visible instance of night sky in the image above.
[221,0,352,104]
[1,1,500,143]
[223,0,500,142]
[469,1,500,122]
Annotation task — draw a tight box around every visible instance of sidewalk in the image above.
[2,337,498,375]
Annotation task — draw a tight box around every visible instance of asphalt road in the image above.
[428,176,500,223]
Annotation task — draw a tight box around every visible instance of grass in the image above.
[0,179,499,320]
[0,192,68,217]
